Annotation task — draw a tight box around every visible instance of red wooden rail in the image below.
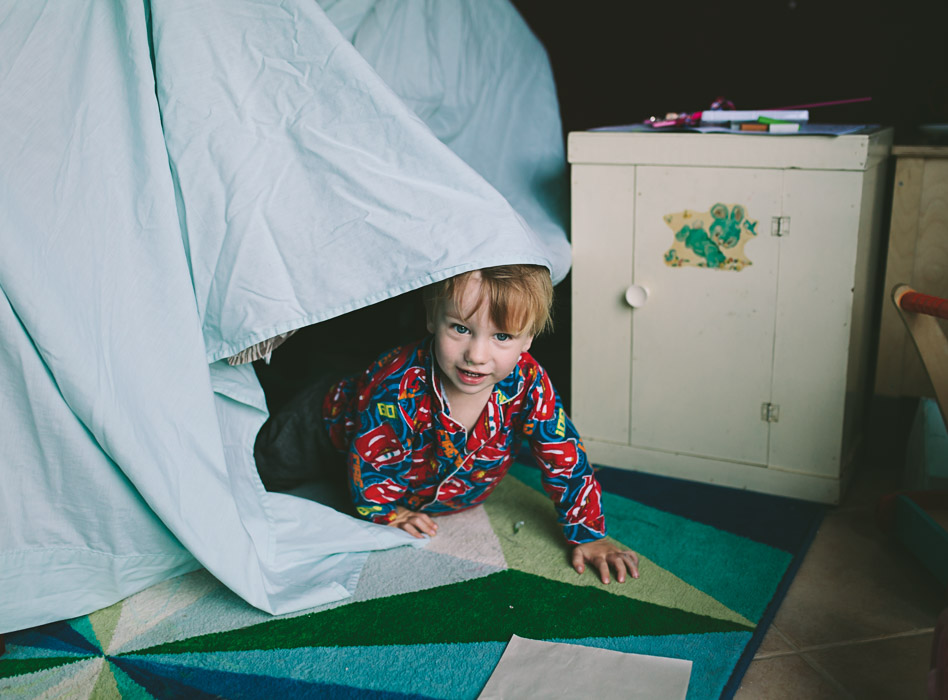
[892,284,948,437]
[898,290,948,320]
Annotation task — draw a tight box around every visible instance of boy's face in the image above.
[427,273,533,405]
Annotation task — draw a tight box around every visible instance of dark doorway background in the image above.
[512,0,948,410]
[260,0,948,413]
[510,0,948,142]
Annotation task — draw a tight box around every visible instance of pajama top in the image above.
[322,337,606,545]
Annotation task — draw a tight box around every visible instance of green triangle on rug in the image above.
[132,569,751,656]
[0,655,93,681]
[110,546,504,656]
[483,474,753,628]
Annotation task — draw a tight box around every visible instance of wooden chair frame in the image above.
[890,285,948,700]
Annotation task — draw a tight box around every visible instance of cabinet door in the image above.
[570,164,636,444]
[769,169,864,476]
[629,166,783,465]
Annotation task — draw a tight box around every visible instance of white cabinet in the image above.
[568,128,893,503]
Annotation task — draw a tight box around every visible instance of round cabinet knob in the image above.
[625,284,649,308]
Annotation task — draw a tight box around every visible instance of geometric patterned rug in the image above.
[0,461,824,699]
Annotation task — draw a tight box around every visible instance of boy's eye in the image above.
[495,333,512,342]
[451,324,470,335]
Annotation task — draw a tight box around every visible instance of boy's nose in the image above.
[465,337,489,365]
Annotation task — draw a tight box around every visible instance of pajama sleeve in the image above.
[522,366,606,545]
[347,393,413,525]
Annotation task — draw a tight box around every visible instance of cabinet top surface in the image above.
[568,127,894,171]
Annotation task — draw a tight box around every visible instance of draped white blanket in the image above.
[0,0,568,633]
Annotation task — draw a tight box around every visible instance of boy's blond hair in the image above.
[424,264,554,338]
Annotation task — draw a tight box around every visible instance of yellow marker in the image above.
[377,402,397,419]
[555,408,566,437]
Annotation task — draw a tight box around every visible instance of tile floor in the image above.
[735,398,946,699]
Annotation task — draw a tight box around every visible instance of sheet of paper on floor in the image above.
[477,635,692,699]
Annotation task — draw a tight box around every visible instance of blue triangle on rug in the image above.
[591,464,825,553]
[110,656,438,700]
[122,642,509,699]
[9,621,101,656]
[124,631,753,700]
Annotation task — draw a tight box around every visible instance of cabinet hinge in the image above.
[761,403,780,423]
[770,216,791,237]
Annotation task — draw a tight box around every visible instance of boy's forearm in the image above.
[529,422,607,542]
[559,479,607,544]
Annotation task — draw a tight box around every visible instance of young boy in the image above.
[256,265,638,584]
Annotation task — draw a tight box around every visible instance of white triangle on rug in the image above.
[104,568,220,654]
[0,658,93,699]
[423,504,507,569]
[349,545,502,603]
[33,657,104,700]
[110,581,290,656]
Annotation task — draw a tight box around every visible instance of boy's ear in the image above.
[521,335,533,353]
[426,313,436,335]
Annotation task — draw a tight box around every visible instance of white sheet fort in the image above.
[0,0,570,633]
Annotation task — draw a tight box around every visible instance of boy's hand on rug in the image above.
[388,506,438,539]
[571,540,639,584]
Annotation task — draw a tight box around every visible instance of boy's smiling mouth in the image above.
[458,368,487,383]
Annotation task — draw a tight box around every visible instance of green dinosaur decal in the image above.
[664,203,758,270]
